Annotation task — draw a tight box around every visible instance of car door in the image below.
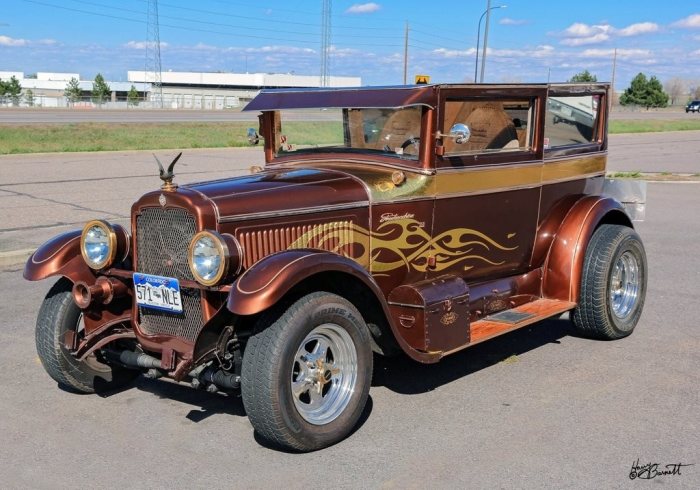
[429,87,546,283]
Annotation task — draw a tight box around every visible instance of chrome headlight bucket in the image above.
[187,231,241,286]
[80,220,118,270]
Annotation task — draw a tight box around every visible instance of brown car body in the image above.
[25,82,644,449]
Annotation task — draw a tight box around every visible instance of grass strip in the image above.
[0,121,343,155]
[609,119,700,134]
[2,119,700,154]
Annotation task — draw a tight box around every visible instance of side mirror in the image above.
[247,128,260,146]
[450,123,471,144]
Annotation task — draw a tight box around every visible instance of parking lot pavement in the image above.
[1,130,698,260]
[0,148,263,253]
[0,181,697,488]
[608,131,700,173]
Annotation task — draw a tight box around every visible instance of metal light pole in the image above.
[474,3,506,83]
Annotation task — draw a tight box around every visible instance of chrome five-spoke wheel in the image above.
[609,251,640,319]
[573,224,647,339]
[291,324,358,425]
[241,292,373,451]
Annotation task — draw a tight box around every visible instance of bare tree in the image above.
[664,78,687,105]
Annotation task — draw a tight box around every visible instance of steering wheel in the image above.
[400,136,420,151]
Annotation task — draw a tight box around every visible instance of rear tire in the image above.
[241,292,373,452]
[35,278,138,393]
[572,225,647,339]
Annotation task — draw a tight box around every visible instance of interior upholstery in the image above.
[375,107,422,153]
[443,101,519,154]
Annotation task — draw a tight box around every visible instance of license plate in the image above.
[133,273,183,313]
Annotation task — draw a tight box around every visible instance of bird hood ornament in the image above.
[153,152,182,192]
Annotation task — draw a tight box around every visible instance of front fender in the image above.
[23,230,95,283]
[542,196,633,302]
[227,249,382,316]
[226,249,442,363]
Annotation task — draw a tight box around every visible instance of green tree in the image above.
[1,76,23,106]
[619,73,669,109]
[91,73,111,106]
[127,84,140,107]
[568,70,597,83]
[64,77,82,105]
[24,88,35,107]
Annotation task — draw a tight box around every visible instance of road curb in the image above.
[0,248,34,269]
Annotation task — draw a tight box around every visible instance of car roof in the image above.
[243,83,610,112]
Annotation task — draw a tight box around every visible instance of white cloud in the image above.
[345,3,381,14]
[617,22,659,36]
[563,22,612,38]
[499,18,528,26]
[673,14,700,28]
[559,21,659,46]
[432,47,476,58]
[579,48,652,60]
[560,23,612,45]
[124,41,169,50]
[251,45,315,54]
[561,33,610,46]
[0,35,28,47]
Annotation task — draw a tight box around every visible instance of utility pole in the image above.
[320,0,332,87]
[145,0,163,108]
[610,47,618,111]
[479,0,491,83]
[403,22,409,85]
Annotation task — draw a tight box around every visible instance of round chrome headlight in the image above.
[188,231,240,286]
[80,220,117,270]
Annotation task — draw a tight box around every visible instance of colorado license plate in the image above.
[133,273,183,313]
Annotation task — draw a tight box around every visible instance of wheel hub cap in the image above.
[610,251,640,319]
[291,323,357,425]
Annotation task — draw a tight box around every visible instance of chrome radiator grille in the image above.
[135,207,204,341]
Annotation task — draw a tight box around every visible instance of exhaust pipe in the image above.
[73,276,127,308]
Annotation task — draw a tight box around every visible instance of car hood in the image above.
[183,166,369,221]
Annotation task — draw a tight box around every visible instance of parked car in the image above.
[686,100,700,113]
[25,82,647,452]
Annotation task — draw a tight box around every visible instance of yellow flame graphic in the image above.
[289,218,517,274]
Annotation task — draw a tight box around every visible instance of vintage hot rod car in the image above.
[25,83,647,451]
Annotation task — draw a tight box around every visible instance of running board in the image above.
[441,298,576,357]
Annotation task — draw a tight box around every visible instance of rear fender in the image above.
[227,249,441,363]
[542,196,633,302]
[23,230,95,284]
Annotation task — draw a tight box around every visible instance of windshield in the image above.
[274,106,423,160]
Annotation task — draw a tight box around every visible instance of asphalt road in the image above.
[0,106,696,123]
[1,130,698,254]
[0,181,697,488]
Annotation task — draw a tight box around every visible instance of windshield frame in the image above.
[259,105,435,172]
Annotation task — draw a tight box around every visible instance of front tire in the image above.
[35,278,138,393]
[572,224,647,339]
[241,292,373,452]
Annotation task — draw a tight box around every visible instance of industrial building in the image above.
[0,70,361,109]
[127,70,362,109]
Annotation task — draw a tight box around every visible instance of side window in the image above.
[443,99,532,156]
[544,95,600,148]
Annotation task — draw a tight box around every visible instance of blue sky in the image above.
[1,0,700,90]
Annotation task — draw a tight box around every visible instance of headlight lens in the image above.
[80,220,117,270]
[188,231,231,286]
